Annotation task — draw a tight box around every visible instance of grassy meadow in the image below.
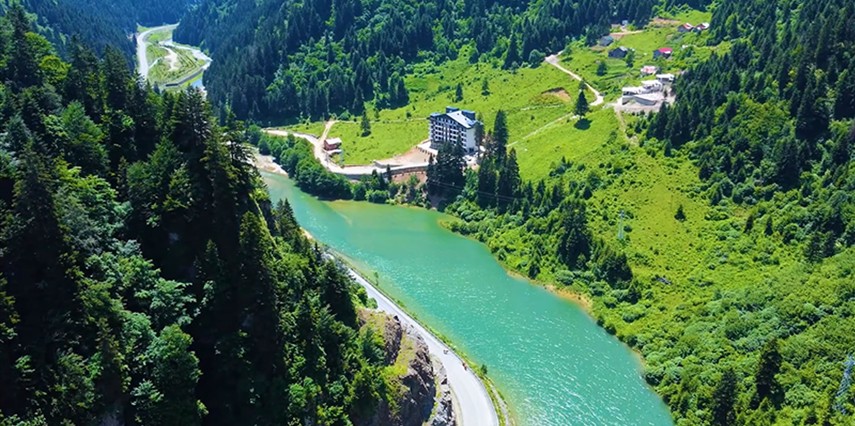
[560,10,718,98]
[286,47,584,165]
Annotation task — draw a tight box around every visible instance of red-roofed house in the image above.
[323,137,342,151]
[653,47,673,59]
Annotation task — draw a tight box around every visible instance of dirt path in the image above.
[544,53,604,106]
[610,30,644,38]
[509,111,579,147]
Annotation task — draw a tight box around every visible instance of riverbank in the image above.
[254,152,507,425]
[136,23,211,91]
[325,249,503,426]
[260,169,674,425]
[255,148,596,315]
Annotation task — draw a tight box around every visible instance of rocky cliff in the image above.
[358,312,456,426]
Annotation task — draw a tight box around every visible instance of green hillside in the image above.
[258,0,855,424]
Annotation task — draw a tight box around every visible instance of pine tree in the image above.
[557,199,592,269]
[675,204,686,221]
[476,158,497,207]
[795,75,829,140]
[427,141,464,197]
[455,83,463,101]
[360,110,371,136]
[492,110,509,163]
[753,338,782,407]
[496,148,520,212]
[503,34,520,69]
[7,4,41,88]
[474,120,485,148]
[103,46,131,111]
[834,65,855,119]
[712,368,738,426]
[481,79,490,95]
[574,89,589,117]
[596,61,607,76]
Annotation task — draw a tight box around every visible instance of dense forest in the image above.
[646,0,855,260]
[247,0,855,423]
[0,5,392,424]
[175,0,708,121]
[423,0,855,424]
[0,0,195,57]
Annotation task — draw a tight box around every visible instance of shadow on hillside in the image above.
[574,118,591,130]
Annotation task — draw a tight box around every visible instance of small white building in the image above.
[641,65,659,76]
[622,80,665,105]
[642,80,664,92]
[656,73,675,84]
[428,107,480,153]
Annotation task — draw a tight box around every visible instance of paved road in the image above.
[135,24,177,79]
[545,53,605,106]
[264,128,428,178]
[342,261,499,426]
[136,24,212,85]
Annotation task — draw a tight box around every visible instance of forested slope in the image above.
[175,0,707,121]
[425,0,855,424]
[0,0,195,57]
[0,5,392,424]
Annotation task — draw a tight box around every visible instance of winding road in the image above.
[343,259,500,426]
[135,24,177,80]
[264,126,429,178]
[135,24,211,86]
[545,53,604,106]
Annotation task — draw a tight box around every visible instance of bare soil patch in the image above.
[541,87,571,102]
[650,17,681,27]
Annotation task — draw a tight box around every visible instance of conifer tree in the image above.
[496,148,520,211]
[575,89,589,117]
[754,338,782,407]
[360,110,371,136]
[491,110,508,163]
[476,157,497,207]
[503,34,520,69]
[712,368,738,426]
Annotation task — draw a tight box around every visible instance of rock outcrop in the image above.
[357,312,457,426]
[428,359,456,426]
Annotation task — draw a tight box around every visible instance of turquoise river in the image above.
[262,171,673,426]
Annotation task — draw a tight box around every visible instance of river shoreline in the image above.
[328,249,512,426]
[254,149,598,314]
[254,153,507,424]
[254,150,667,424]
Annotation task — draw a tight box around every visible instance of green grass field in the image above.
[141,26,208,90]
[513,108,619,180]
[284,11,722,166]
[289,48,588,165]
[560,10,718,98]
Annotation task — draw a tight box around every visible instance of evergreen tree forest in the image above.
[425,0,855,423]
[0,0,195,57]
[0,6,388,424]
[646,0,855,266]
[174,0,708,121]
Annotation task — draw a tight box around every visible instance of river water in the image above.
[262,171,673,426]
